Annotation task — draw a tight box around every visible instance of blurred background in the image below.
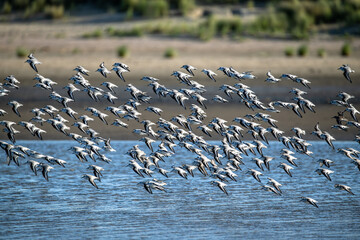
[0,0,359,140]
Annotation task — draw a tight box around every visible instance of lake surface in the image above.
[0,140,360,239]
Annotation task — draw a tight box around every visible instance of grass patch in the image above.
[317,48,326,58]
[54,32,66,39]
[106,26,144,37]
[71,48,81,55]
[117,45,129,58]
[82,29,103,39]
[284,47,295,57]
[341,42,351,57]
[164,47,177,59]
[297,44,308,57]
[16,47,29,58]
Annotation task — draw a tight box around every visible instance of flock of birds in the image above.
[0,53,359,208]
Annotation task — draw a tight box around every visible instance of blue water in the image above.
[0,140,360,239]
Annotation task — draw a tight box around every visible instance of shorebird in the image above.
[247,169,263,182]
[61,107,78,120]
[197,125,213,137]
[291,127,306,138]
[252,158,265,171]
[127,160,145,177]
[171,71,192,85]
[87,165,104,179]
[181,65,197,76]
[338,92,355,103]
[101,82,118,94]
[103,92,118,104]
[278,163,293,177]
[338,64,355,83]
[300,197,319,208]
[96,62,111,78]
[217,66,233,77]
[112,119,128,128]
[211,180,229,195]
[281,73,298,81]
[334,184,354,195]
[7,100,23,117]
[171,166,188,179]
[202,69,217,82]
[191,93,207,109]
[344,104,360,122]
[290,88,307,97]
[73,65,90,76]
[112,66,127,82]
[315,168,334,181]
[113,62,130,72]
[320,131,335,149]
[267,177,282,194]
[26,160,40,176]
[265,71,281,83]
[82,174,100,189]
[241,71,256,80]
[331,124,349,131]
[4,75,19,84]
[317,158,333,168]
[79,115,94,125]
[212,95,228,103]
[138,179,167,194]
[294,77,311,89]
[25,53,41,72]
[146,106,163,116]
[39,163,54,181]
[0,109,7,116]
[63,84,80,100]
[262,156,274,170]
[262,185,281,195]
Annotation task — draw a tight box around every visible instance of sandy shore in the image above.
[0,21,359,140]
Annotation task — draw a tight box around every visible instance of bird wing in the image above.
[344,71,352,83]
[30,62,38,73]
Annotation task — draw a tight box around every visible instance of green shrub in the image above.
[93,29,103,38]
[82,29,103,39]
[143,0,169,18]
[289,10,313,39]
[44,5,64,19]
[218,21,230,37]
[341,42,351,57]
[249,6,287,35]
[284,47,294,57]
[179,0,196,16]
[125,7,134,20]
[216,17,243,37]
[2,1,12,14]
[317,48,326,58]
[164,47,177,58]
[297,44,308,57]
[54,32,66,38]
[197,15,216,41]
[16,47,29,58]
[106,26,116,36]
[22,0,46,18]
[117,45,129,58]
[247,0,255,10]
[72,48,81,55]
[132,26,144,37]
